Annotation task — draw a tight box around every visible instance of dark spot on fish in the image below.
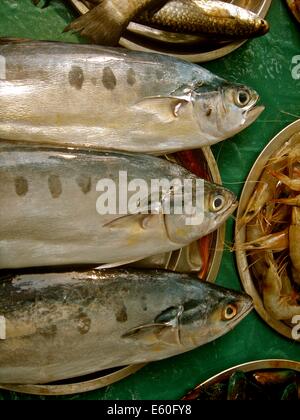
[141,295,147,312]
[206,108,212,117]
[156,70,164,80]
[68,66,84,90]
[127,68,136,86]
[38,324,57,339]
[48,175,62,198]
[116,305,128,323]
[15,176,28,196]
[76,312,91,335]
[102,67,117,90]
[76,175,91,194]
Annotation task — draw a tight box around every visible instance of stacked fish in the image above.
[0,36,260,385]
[62,0,270,47]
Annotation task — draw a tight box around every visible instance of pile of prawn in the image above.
[237,133,300,324]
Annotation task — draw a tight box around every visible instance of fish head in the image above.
[163,180,238,245]
[192,81,264,144]
[178,282,253,348]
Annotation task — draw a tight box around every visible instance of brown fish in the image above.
[66,0,269,43]
[137,0,269,40]
[65,0,169,45]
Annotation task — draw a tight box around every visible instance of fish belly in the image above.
[0,43,208,153]
[0,146,186,269]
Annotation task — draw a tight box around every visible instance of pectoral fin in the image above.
[135,96,190,122]
[122,323,180,346]
[103,212,159,230]
[123,305,183,346]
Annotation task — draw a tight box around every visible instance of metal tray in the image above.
[235,119,300,341]
[182,359,300,399]
[69,0,272,63]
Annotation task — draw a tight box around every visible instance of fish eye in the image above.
[234,90,251,107]
[210,194,226,212]
[222,304,238,321]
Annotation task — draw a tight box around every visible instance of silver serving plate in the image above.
[69,0,272,62]
[236,120,300,341]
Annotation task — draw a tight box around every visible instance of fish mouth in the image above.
[220,199,239,222]
[230,297,253,330]
[243,105,265,129]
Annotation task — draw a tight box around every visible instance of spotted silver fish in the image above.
[0,142,237,270]
[0,269,253,384]
[0,41,264,154]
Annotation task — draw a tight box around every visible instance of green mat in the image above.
[0,0,299,400]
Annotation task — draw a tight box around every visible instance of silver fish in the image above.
[0,41,264,154]
[0,142,237,270]
[0,269,253,384]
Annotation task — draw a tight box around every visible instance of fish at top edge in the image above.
[0,41,264,154]
[65,0,170,45]
[136,0,270,40]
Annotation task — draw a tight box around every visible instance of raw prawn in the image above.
[263,252,300,321]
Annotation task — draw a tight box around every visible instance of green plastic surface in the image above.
[0,0,299,400]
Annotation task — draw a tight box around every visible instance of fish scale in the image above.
[137,0,269,39]
[0,142,237,270]
[0,269,253,384]
[0,41,264,154]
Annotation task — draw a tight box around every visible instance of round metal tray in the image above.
[0,147,225,396]
[182,359,300,399]
[69,0,272,63]
[235,119,300,341]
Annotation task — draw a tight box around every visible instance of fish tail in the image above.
[64,1,127,46]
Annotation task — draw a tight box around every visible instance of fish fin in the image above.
[95,258,142,270]
[103,213,159,230]
[122,324,180,346]
[64,1,127,45]
[135,96,190,122]
[122,305,183,346]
